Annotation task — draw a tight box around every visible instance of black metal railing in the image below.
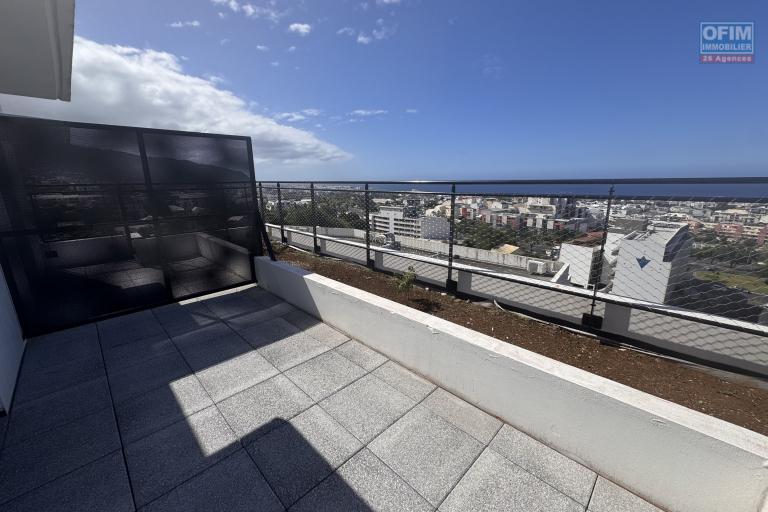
[257,178,768,377]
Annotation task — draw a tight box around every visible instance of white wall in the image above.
[0,268,24,412]
[558,243,597,287]
[254,257,768,512]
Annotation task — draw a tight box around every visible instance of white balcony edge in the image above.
[255,256,768,512]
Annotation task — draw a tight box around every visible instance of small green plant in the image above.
[395,266,416,292]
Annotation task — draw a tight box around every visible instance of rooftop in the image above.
[0,286,662,512]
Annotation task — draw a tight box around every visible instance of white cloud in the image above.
[376,0,401,4]
[405,108,418,114]
[350,109,388,117]
[275,112,306,122]
[480,53,503,78]
[356,33,372,44]
[274,108,321,123]
[372,18,397,40]
[337,27,355,36]
[169,20,201,28]
[0,37,349,164]
[256,45,269,52]
[211,0,240,12]
[289,23,312,36]
[270,61,280,67]
[287,46,296,52]
[218,12,226,19]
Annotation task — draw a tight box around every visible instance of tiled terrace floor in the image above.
[0,286,663,511]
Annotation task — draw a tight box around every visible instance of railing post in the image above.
[310,183,320,253]
[277,182,286,243]
[446,183,458,293]
[258,181,265,223]
[365,183,374,268]
[583,184,615,329]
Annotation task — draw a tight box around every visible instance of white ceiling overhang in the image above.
[0,0,75,101]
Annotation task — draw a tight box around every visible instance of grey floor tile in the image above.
[174,327,253,373]
[196,350,279,402]
[140,450,282,512]
[246,289,285,310]
[372,361,435,402]
[225,301,296,331]
[369,406,484,506]
[439,448,583,512]
[124,406,239,507]
[0,451,133,512]
[304,323,350,348]
[23,324,101,370]
[422,388,501,444]
[490,424,596,506]
[282,310,349,348]
[103,334,175,372]
[258,332,333,371]
[5,377,112,447]
[239,317,300,349]
[115,374,214,444]
[290,449,432,512]
[153,302,218,337]
[248,405,361,507]
[108,351,191,404]
[171,322,233,349]
[588,477,662,512]
[285,351,367,402]
[218,374,314,445]
[335,341,387,371]
[320,374,414,444]
[99,310,166,348]
[13,356,105,406]
[281,309,319,330]
[0,407,121,504]
[202,293,264,320]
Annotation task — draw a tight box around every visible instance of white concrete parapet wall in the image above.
[254,257,768,512]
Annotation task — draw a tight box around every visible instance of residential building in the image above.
[369,205,450,239]
[611,223,693,304]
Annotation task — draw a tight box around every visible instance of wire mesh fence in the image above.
[260,179,768,376]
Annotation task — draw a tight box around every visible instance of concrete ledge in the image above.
[254,256,768,512]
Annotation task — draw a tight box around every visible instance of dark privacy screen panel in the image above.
[0,116,257,336]
[142,133,251,183]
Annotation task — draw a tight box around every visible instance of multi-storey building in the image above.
[369,206,450,240]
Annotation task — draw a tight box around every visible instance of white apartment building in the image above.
[611,223,693,304]
[369,206,450,240]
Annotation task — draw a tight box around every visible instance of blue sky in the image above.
[7,0,768,180]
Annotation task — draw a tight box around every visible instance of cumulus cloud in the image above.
[289,23,312,36]
[256,45,269,52]
[357,33,372,44]
[169,20,201,28]
[337,27,355,36]
[0,37,349,165]
[376,0,401,4]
